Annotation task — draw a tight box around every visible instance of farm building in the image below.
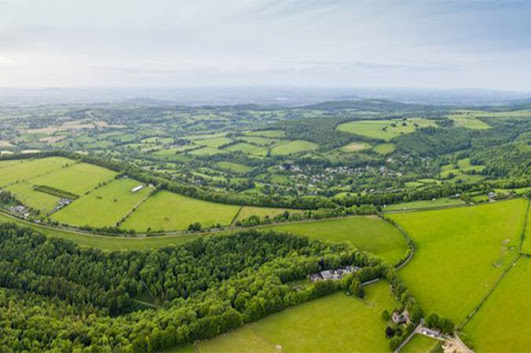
[391,310,410,324]
[420,328,441,338]
[310,266,360,282]
[131,185,144,193]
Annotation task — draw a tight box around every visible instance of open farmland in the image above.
[520,203,531,254]
[5,182,60,213]
[29,162,117,196]
[388,199,527,323]
[340,142,371,152]
[51,178,152,227]
[0,157,73,187]
[120,190,241,232]
[224,143,268,156]
[400,334,438,352]
[270,140,318,155]
[194,282,396,353]
[383,197,466,211]
[373,143,396,155]
[266,216,407,265]
[216,161,254,174]
[245,130,285,138]
[235,206,303,222]
[337,118,436,141]
[196,137,233,148]
[447,111,491,129]
[463,257,531,352]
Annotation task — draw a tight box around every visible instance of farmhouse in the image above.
[310,266,360,282]
[131,185,144,193]
[391,310,410,324]
[420,328,441,338]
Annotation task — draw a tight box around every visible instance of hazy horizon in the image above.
[1,0,531,91]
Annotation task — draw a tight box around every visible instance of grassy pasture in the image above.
[29,162,117,195]
[0,157,74,187]
[337,118,436,141]
[235,206,303,222]
[400,334,438,352]
[120,190,240,232]
[0,160,26,169]
[5,182,60,213]
[463,257,531,352]
[383,197,466,211]
[51,179,152,228]
[224,143,269,156]
[447,112,491,129]
[239,136,279,146]
[521,203,531,254]
[195,137,233,148]
[196,281,396,353]
[245,130,285,138]
[340,142,371,152]
[264,216,407,265]
[215,161,254,174]
[270,140,318,156]
[188,147,226,156]
[388,199,527,323]
[373,143,396,155]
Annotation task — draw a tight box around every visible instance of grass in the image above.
[388,199,527,323]
[383,197,466,211]
[5,182,60,213]
[120,190,240,232]
[447,112,491,129]
[51,179,152,228]
[337,118,436,141]
[340,142,371,153]
[235,206,302,222]
[216,161,254,174]
[521,203,531,254]
[400,334,438,353]
[373,143,396,155]
[224,143,269,156]
[463,257,531,352]
[239,136,279,146]
[264,216,408,265]
[188,147,226,156]
[196,137,233,148]
[29,162,117,195]
[270,140,318,156]
[0,157,74,187]
[245,130,285,138]
[196,281,396,353]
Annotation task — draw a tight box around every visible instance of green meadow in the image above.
[5,182,60,213]
[235,206,303,222]
[224,143,269,156]
[51,178,152,227]
[520,203,531,254]
[265,216,407,265]
[383,197,466,211]
[245,130,285,138]
[270,140,318,156]
[388,199,527,323]
[195,281,396,353]
[216,161,254,174]
[29,162,117,195]
[196,137,233,148]
[0,157,73,187]
[337,118,436,141]
[400,334,438,353]
[120,190,240,232]
[373,143,396,155]
[447,112,491,129]
[340,142,371,152]
[463,257,531,352]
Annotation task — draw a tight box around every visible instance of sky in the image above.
[1,0,531,91]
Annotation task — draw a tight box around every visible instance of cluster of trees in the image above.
[0,222,396,352]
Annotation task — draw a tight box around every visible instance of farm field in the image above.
[463,257,531,352]
[224,143,268,156]
[120,190,241,232]
[29,162,117,196]
[245,130,285,138]
[388,199,527,323]
[51,178,152,227]
[340,142,371,152]
[337,118,436,141]
[239,136,278,146]
[5,182,60,213]
[383,197,466,211]
[196,137,233,148]
[188,147,226,156]
[270,140,318,156]
[235,206,302,222]
[266,216,407,265]
[400,334,438,352]
[195,281,396,353]
[373,143,396,155]
[521,203,531,254]
[0,157,73,187]
[216,161,254,174]
[447,112,491,129]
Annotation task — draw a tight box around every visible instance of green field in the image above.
[196,137,233,148]
[388,200,527,323]
[521,203,531,254]
[337,118,436,141]
[5,182,60,213]
[196,281,396,353]
[400,334,438,353]
[0,157,73,187]
[188,147,226,156]
[29,162,117,195]
[51,178,152,227]
[373,143,396,155]
[265,216,407,265]
[270,140,318,156]
[340,142,371,153]
[224,143,269,156]
[239,136,279,147]
[463,257,531,352]
[245,130,285,138]
[216,161,254,174]
[235,206,302,222]
[447,112,491,129]
[120,190,240,232]
[383,197,466,211]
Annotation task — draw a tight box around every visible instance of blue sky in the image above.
[0,0,530,90]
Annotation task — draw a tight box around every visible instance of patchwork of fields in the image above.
[337,118,436,141]
[388,199,527,323]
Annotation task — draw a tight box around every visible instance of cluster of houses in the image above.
[8,205,30,219]
[309,266,360,282]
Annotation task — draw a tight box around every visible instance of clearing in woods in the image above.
[337,118,436,141]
